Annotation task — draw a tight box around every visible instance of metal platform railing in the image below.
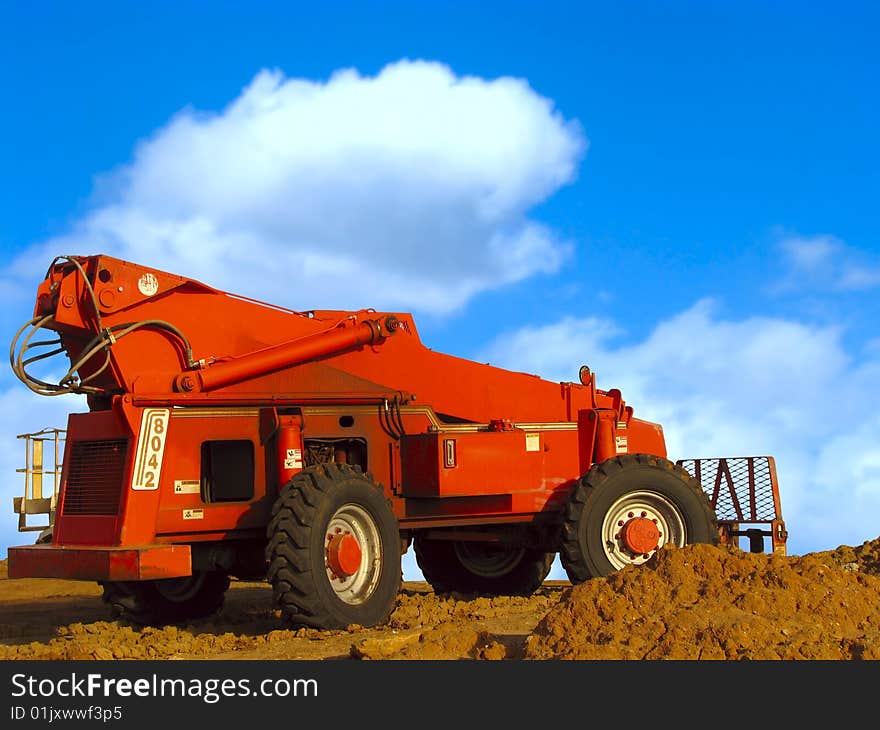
[677,455,788,555]
[13,428,65,535]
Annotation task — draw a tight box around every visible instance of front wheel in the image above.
[266,463,401,629]
[560,453,718,582]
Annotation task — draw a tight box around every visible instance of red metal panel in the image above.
[627,417,667,458]
[400,489,573,526]
[133,544,192,579]
[7,544,191,581]
[58,516,119,546]
[153,411,272,537]
[400,430,579,498]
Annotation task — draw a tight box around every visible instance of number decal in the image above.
[131,408,170,491]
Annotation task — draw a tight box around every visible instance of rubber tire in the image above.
[414,537,554,596]
[560,453,718,583]
[100,571,230,626]
[265,463,401,630]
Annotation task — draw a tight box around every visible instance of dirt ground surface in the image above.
[1,537,879,660]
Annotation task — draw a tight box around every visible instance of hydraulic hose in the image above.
[10,256,198,397]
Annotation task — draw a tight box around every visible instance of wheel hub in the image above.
[602,491,685,570]
[323,504,382,605]
[621,516,661,555]
[327,532,363,578]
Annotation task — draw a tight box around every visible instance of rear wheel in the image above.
[266,463,401,629]
[100,571,230,625]
[414,537,554,596]
[560,453,718,582]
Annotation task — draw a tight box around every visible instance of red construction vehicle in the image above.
[7,255,787,628]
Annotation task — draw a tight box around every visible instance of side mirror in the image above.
[578,365,592,387]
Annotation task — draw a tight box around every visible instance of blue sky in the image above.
[1,2,878,574]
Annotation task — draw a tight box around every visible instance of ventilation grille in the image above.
[61,439,129,516]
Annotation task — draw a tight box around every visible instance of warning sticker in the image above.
[525,433,540,452]
[615,436,628,454]
[284,448,303,470]
[174,480,201,495]
[183,508,204,520]
[138,272,159,296]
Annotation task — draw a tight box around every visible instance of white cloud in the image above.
[2,60,585,315]
[774,232,880,293]
[780,233,839,271]
[483,299,880,563]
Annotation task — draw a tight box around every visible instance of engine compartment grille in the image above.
[61,439,129,516]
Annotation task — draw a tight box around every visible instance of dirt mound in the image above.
[813,538,880,575]
[524,538,880,660]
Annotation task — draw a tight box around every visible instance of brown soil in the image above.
[525,541,880,660]
[2,537,879,661]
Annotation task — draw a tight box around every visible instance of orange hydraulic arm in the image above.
[174,314,402,393]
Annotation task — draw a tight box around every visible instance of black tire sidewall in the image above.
[454,544,551,595]
[147,571,230,618]
[101,571,229,625]
[415,537,552,596]
[414,537,472,593]
[579,464,716,576]
[307,478,401,627]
